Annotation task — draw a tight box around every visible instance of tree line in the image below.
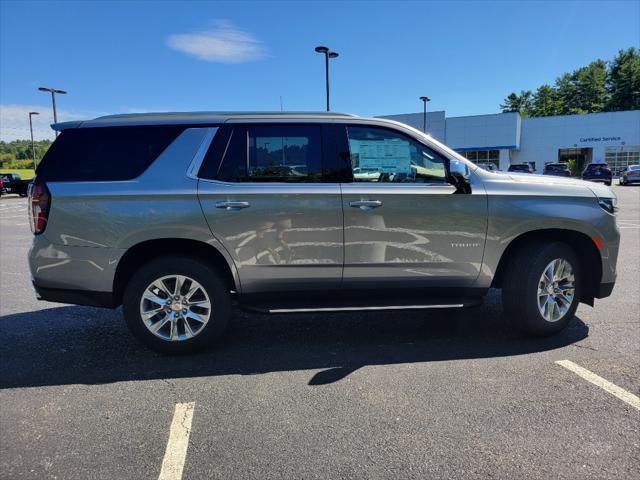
[500,47,640,117]
[0,139,53,169]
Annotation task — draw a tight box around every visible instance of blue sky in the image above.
[1,0,638,140]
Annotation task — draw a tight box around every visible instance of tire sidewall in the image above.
[123,256,231,354]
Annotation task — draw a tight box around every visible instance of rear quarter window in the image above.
[36,126,185,181]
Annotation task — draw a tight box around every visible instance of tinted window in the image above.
[346,126,447,183]
[216,125,323,182]
[37,126,185,181]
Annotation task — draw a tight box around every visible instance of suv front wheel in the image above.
[502,242,581,335]
[123,256,231,354]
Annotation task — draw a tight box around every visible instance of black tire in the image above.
[502,241,581,336]
[123,256,231,354]
[619,178,625,186]
[606,180,612,186]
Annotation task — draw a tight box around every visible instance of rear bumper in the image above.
[583,177,612,183]
[32,282,115,308]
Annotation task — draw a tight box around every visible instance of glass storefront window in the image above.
[457,149,501,169]
[605,146,640,173]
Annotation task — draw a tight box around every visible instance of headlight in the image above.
[598,197,617,214]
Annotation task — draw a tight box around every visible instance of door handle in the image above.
[215,201,250,211]
[349,200,382,211]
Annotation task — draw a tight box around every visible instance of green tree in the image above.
[500,90,533,116]
[607,47,640,111]
[531,84,562,117]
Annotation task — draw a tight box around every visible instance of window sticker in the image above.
[354,139,411,174]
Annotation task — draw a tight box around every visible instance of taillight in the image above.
[28,181,51,235]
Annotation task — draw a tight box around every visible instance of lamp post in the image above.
[419,96,431,133]
[315,46,339,111]
[38,87,67,137]
[28,112,40,170]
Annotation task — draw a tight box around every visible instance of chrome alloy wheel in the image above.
[139,275,211,341]
[537,258,575,322]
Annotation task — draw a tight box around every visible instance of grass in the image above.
[0,169,36,180]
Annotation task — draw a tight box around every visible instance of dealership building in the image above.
[381,109,640,173]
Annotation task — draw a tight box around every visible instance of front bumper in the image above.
[596,281,615,299]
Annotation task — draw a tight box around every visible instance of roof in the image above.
[52,111,359,130]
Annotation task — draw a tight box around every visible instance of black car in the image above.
[619,165,640,185]
[1,173,31,197]
[543,163,571,177]
[508,163,534,174]
[582,163,612,186]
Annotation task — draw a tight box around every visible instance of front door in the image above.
[340,124,488,288]
[198,124,344,293]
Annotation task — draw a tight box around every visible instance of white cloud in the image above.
[167,20,267,64]
[0,104,102,141]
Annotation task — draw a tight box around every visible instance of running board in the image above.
[240,296,482,314]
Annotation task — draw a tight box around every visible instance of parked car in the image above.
[543,163,572,177]
[582,163,612,186]
[0,176,5,196]
[508,163,534,174]
[618,165,640,185]
[29,112,619,353]
[1,173,32,196]
[477,162,499,172]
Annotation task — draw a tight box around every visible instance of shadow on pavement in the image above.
[0,294,588,388]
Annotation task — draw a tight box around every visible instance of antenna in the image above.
[279,96,283,112]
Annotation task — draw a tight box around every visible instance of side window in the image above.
[36,126,185,182]
[216,125,323,182]
[346,126,448,184]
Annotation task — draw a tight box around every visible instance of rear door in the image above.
[339,124,488,288]
[197,123,345,294]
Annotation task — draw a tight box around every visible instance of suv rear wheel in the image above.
[123,256,231,354]
[502,242,581,335]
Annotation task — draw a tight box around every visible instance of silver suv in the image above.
[28,112,619,353]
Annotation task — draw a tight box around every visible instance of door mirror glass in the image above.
[449,159,470,179]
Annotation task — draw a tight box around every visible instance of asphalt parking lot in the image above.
[1,186,639,480]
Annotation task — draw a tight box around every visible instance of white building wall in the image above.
[445,112,520,151]
[512,110,640,172]
[380,111,446,142]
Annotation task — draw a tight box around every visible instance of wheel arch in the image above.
[113,238,239,307]
[491,229,602,305]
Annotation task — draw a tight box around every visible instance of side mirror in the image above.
[449,171,471,194]
[448,159,471,194]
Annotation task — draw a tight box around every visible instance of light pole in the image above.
[38,87,67,137]
[28,112,40,170]
[419,96,430,133]
[315,46,339,112]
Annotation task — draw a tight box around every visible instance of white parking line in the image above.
[556,360,640,410]
[158,402,195,480]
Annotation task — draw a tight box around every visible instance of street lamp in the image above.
[419,96,431,133]
[28,112,40,170]
[315,46,339,112]
[38,87,67,137]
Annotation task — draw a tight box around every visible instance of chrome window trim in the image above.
[186,127,218,179]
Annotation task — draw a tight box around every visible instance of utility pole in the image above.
[315,46,339,111]
[38,87,67,137]
[29,112,40,170]
[419,96,431,133]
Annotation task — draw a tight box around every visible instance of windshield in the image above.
[629,165,640,171]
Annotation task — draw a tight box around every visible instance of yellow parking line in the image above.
[158,402,195,480]
[556,360,640,410]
